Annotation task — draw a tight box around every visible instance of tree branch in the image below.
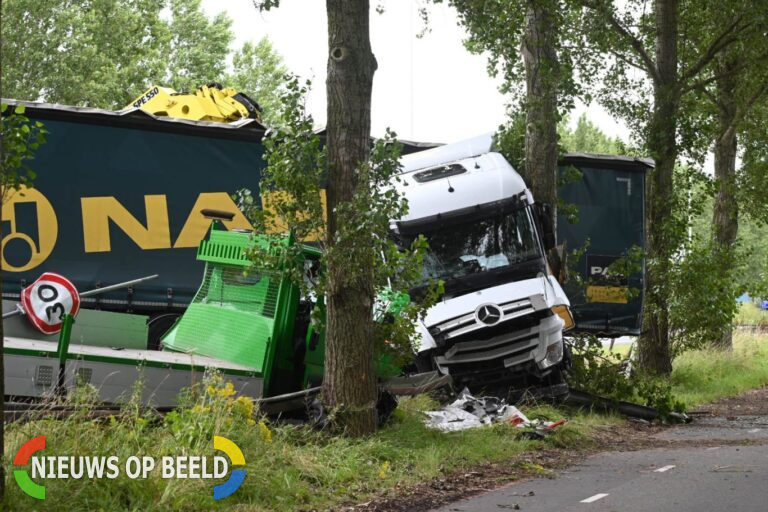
[610,50,645,73]
[680,15,750,83]
[580,0,659,83]
[683,50,768,95]
[695,84,721,110]
[733,81,768,128]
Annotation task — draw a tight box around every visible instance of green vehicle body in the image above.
[161,220,398,397]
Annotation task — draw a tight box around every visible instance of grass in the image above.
[735,302,768,329]
[2,380,618,512]
[7,331,767,511]
[672,331,768,407]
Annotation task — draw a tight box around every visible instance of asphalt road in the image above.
[435,413,768,512]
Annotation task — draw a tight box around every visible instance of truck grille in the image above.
[429,298,536,341]
[430,308,552,377]
[434,324,539,369]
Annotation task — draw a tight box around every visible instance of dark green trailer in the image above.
[3,100,648,338]
[0,101,429,321]
[557,153,652,336]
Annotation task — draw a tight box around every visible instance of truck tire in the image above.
[147,313,181,351]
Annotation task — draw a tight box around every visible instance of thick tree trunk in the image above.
[0,0,6,499]
[521,0,559,227]
[639,0,678,376]
[323,0,378,436]
[711,55,739,351]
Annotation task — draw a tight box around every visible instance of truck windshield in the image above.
[411,207,542,283]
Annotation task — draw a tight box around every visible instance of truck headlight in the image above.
[543,339,564,367]
[551,305,574,331]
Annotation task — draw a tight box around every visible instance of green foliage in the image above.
[2,373,264,511]
[242,77,439,367]
[2,0,289,117]
[437,0,597,111]
[3,384,613,511]
[493,110,527,177]
[566,334,685,418]
[226,38,290,125]
[667,238,741,355]
[164,0,233,93]
[1,104,48,199]
[672,332,768,407]
[558,114,628,155]
[668,163,768,352]
[735,302,768,328]
[2,0,169,108]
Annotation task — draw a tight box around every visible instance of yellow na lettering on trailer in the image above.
[1,187,59,272]
[81,195,171,252]
[173,193,254,248]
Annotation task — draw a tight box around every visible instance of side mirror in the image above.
[534,203,556,251]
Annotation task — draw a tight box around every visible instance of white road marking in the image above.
[706,447,721,451]
[654,465,676,473]
[580,493,609,503]
[748,428,760,433]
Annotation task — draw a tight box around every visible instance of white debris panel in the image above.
[424,388,566,433]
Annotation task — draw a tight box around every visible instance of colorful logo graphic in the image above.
[213,436,245,500]
[14,436,46,499]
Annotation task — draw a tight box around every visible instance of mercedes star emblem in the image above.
[475,303,503,326]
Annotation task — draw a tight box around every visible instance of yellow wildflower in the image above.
[378,461,390,480]
[218,382,236,398]
[232,396,255,420]
[258,421,272,444]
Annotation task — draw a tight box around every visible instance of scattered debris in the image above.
[424,389,567,434]
[711,465,757,473]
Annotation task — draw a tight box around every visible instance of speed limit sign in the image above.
[20,272,81,334]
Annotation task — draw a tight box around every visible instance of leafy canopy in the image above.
[3,0,289,124]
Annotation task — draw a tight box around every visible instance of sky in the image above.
[200,0,631,145]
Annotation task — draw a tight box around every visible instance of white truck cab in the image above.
[391,134,573,393]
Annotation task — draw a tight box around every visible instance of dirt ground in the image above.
[692,386,768,417]
[338,385,768,512]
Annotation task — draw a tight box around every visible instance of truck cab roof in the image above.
[392,134,530,228]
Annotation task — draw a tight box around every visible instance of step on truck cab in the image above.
[391,134,574,394]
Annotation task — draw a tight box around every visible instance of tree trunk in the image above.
[711,55,739,351]
[521,0,559,227]
[0,0,6,500]
[638,0,678,376]
[323,0,378,436]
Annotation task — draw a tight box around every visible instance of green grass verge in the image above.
[735,302,768,328]
[672,331,768,407]
[3,386,617,512]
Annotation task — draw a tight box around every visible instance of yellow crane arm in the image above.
[128,83,262,124]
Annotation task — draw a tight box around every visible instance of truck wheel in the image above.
[147,313,180,350]
[377,390,398,427]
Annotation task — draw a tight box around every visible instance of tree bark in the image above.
[521,0,559,228]
[1,0,6,500]
[638,0,678,376]
[711,55,739,351]
[0,0,5,503]
[323,0,378,436]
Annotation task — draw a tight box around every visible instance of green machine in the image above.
[161,210,325,397]
[3,209,433,407]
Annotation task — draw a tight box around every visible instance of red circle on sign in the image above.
[20,272,80,334]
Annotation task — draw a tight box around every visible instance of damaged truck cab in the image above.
[391,135,573,394]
